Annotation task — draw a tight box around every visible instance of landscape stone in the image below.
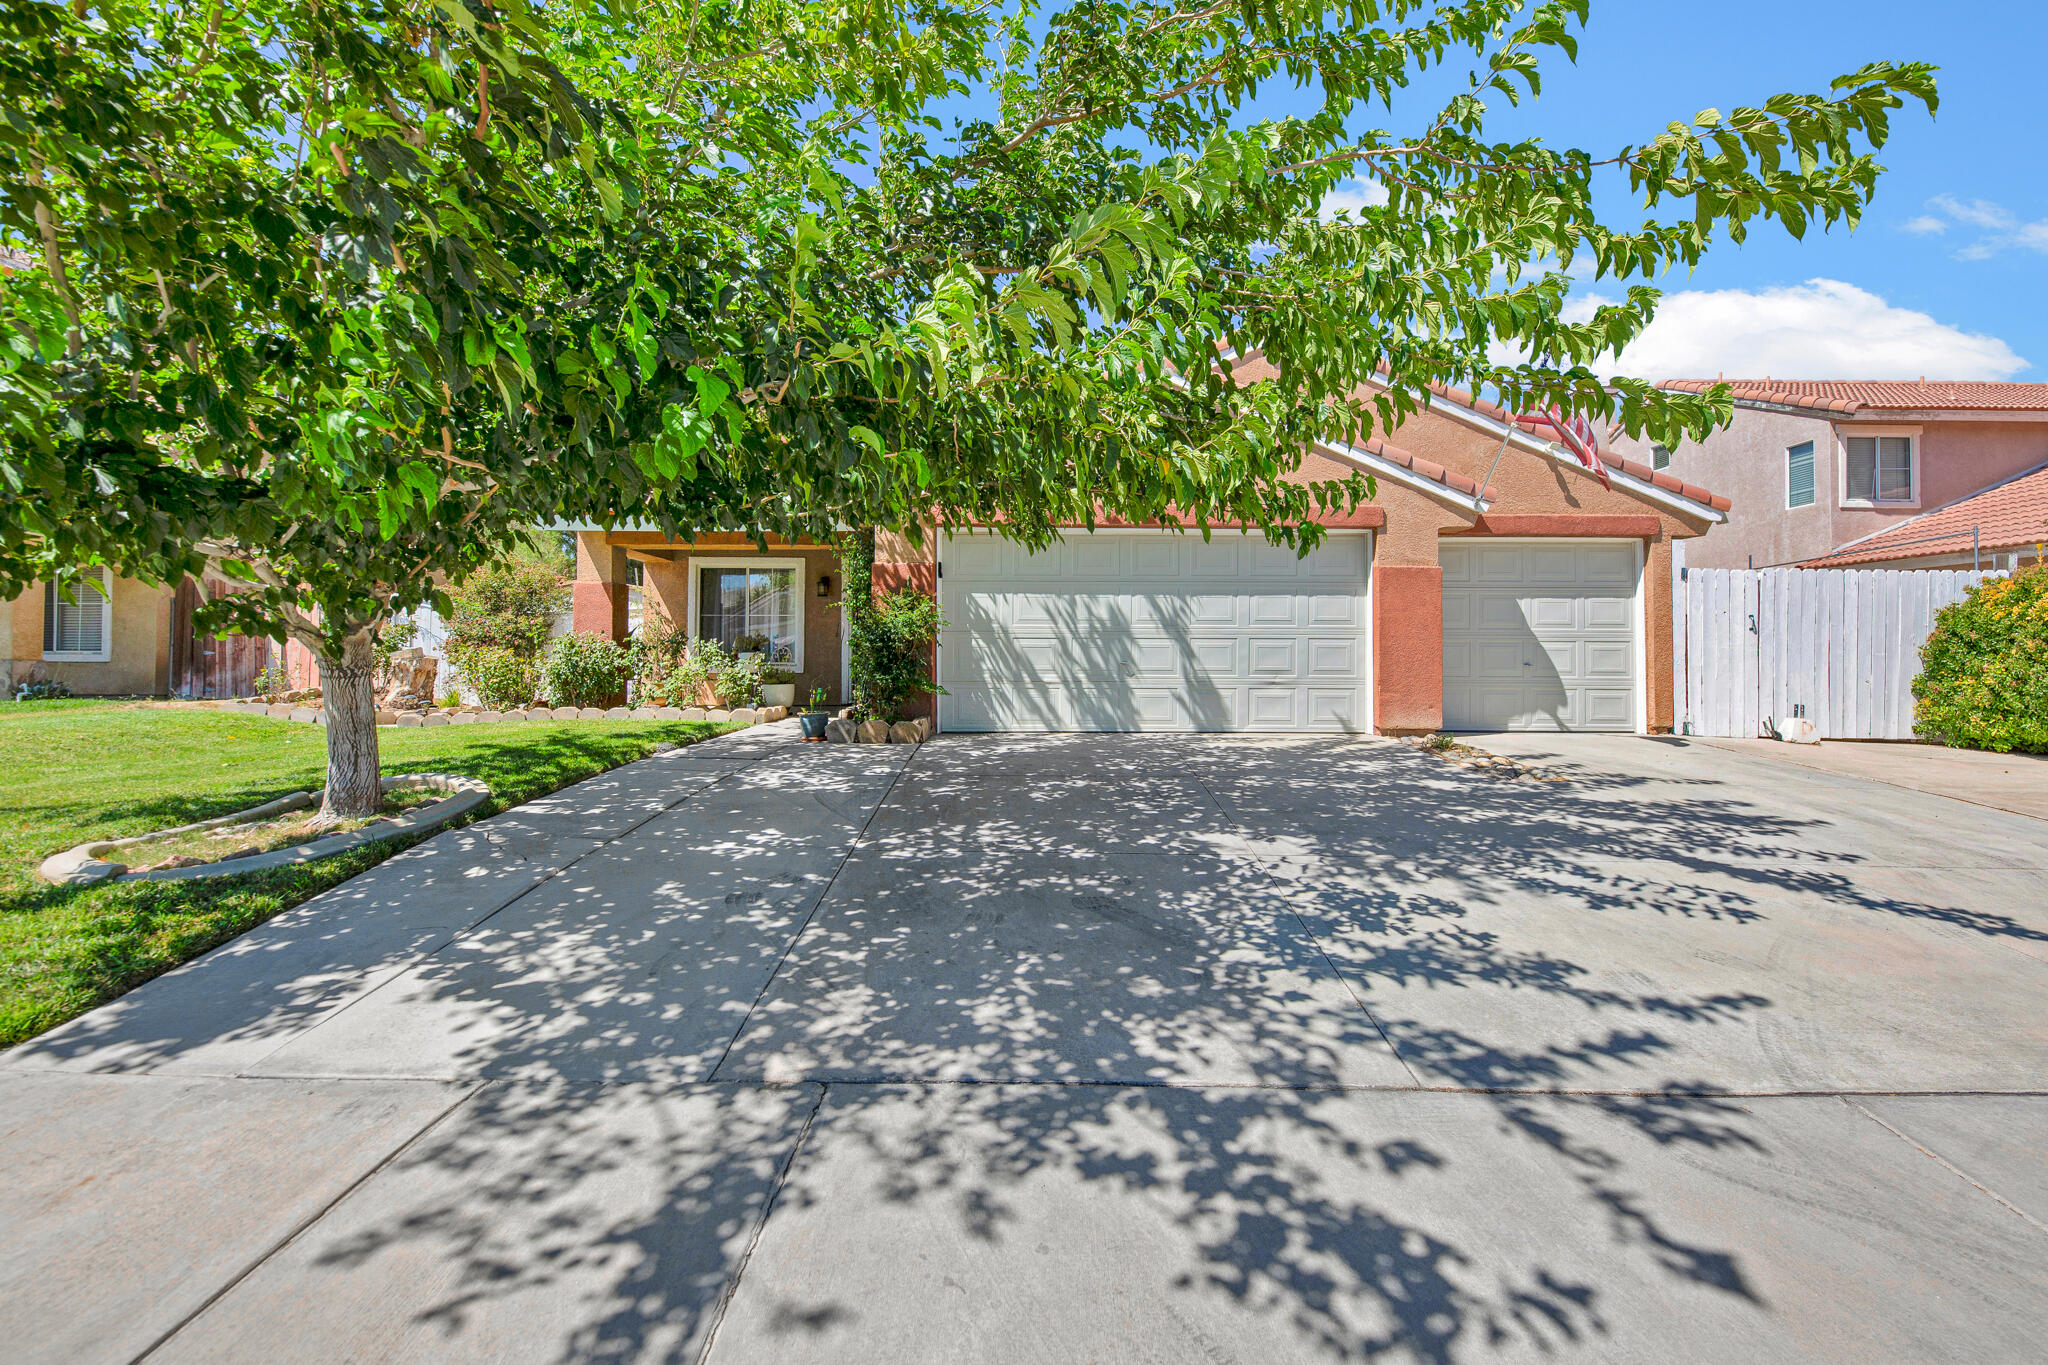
[395,713,423,728]
[729,708,759,725]
[289,707,315,724]
[451,713,476,724]
[266,704,293,718]
[707,709,731,722]
[422,713,451,727]
[578,708,607,721]
[856,719,890,745]
[680,707,707,721]
[629,708,658,721]
[825,718,855,744]
[654,707,683,720]
[374,709,399,726]
[890,721,922,745]
[605,707,632,720]
[478,710,504,723]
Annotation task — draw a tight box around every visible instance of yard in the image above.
[0,700,735,1046]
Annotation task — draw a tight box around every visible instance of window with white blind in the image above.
[692,560,802,666]
[1786,441,1816,508]
[1843,432,1915,505]
[44,568,113,661]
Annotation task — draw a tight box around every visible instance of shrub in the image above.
[459,646,540,711]
[13,678,72,702]
[714,652,765,709]
[543,631,635,708]
[1913,565,2048,753]
[445,551,566,699]
[852,587,945,717]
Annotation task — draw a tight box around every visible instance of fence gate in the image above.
[1675,564,1997,739]
[171,576,275,699]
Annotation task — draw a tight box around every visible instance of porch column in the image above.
[1374,564,1444,734]
[572,531,628,640]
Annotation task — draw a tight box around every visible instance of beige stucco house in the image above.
[1607,379,2048,571]
[3,571,278,698]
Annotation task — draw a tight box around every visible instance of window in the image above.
[1786,441,1816,508]
[44,568,112,661]
[1651,443,1671,471]
[1844,433,1914,504]
[695,563,801,665]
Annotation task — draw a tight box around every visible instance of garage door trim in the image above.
[935,528,1375,734]
[1440,535,1646,734]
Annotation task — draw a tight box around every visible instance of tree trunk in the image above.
[841,526,877,713]
[317,627,382,819]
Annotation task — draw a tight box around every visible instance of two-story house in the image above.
[1607,380,2048,572]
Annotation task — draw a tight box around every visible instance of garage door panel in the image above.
[1441,540,1637,732]
[942,533,1369,732]
[1584,597,1633,630]
[1249,594,1297,626]
[1308,639,1358,676]
[1248,639,1297,674]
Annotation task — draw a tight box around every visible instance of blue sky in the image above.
[1307,0,2048,382]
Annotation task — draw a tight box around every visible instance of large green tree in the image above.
[2,0,1932,813]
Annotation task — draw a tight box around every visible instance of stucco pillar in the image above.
[1374,564,1444,734]
[1644,536,1675,732]
[572,531,628,640]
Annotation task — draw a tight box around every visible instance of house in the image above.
[1605,379,2048,572]
[3,570,280,698]
[1798,460,2048,570]
[566,363,1731,734]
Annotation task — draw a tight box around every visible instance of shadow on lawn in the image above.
[34,733,2048,1361]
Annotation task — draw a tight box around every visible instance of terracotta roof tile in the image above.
[1802,461,2048,567]
[1661,378,2048,414]
[0,246,33,273]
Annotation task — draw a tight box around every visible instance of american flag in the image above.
[1516,403,1610,489]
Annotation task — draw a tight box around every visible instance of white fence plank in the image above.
[1676,566,1996,739]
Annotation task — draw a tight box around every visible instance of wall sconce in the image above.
[817,574,832,599]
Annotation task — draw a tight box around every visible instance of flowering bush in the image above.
[1913,565,2048,753]
[542,632,634,708]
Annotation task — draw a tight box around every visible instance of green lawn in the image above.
[0,700,737,1047]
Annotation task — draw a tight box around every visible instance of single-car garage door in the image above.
[1441,539,1639,731]
[939,531,1371,732]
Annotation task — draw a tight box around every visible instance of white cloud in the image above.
[1927,194,2015,230]
[1494,278,2028,381]
[1317,177,1389,222]
[1908,194,2048,258]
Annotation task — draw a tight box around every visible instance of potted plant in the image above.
[759,666,797,709]
[799,686,832,740]
[734,632,769,663]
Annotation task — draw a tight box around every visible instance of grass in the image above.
[0,700,739,1047]
[111,789,438,871]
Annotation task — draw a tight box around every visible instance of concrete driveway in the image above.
[4,724,2046,1363]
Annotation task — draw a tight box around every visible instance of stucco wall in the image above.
[1611,411,2048,570]
[4,575,172,696]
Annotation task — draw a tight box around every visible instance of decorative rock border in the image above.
[207,701,791,729]
[824,714,932,745]
[39,773,493,886]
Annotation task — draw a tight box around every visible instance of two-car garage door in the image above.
[939,532,1371,732]
[1440,540,1640,731]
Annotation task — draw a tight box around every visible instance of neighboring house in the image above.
[2,570,278,698]
[1606,379,2048,571]
[1799,460,2048,570]
[565,363,1731,735]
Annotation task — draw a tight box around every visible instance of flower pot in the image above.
[799,711,831,740]
[761,682,796,708]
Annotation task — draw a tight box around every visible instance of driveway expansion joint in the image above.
[1843,1095,2048,1235]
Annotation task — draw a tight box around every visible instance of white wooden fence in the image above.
[1674,564,1999,739]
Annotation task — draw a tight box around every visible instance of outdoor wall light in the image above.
[817,574,832,599]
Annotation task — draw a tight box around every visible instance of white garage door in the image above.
[940,532,1372,732]
[1441,540,1639,732]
